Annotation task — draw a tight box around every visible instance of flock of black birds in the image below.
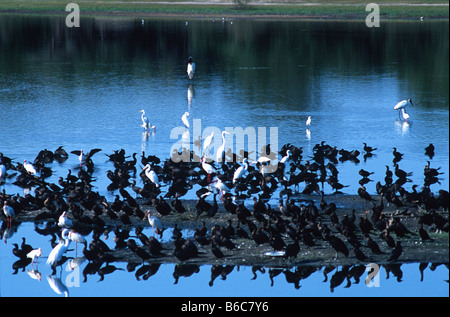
[0,140,448,284]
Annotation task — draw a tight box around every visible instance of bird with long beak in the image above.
[144,210,164,238]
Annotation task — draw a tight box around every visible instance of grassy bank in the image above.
[0,1,448,19]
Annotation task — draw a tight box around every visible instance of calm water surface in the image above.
[0,15,448,297]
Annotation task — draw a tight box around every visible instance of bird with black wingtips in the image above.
[388,241,403,262]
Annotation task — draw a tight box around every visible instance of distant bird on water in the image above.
[181,112,190,128]
[187,56,196,80]
[306,116,311,127]
[139,110,156,132]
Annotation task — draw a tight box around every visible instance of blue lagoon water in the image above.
[0,15,448,297]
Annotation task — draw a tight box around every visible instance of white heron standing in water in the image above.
[46,230,70,271]
[181,112,190,128]
[139,110,156,132]
[306,116,311,127]
[187,56,196,80]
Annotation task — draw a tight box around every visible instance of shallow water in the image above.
[0,15,448,297]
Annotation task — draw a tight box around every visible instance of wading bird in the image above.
[394,99,413,118]
[182,112,190,128]
[216,131,231,164]
[3,201,15,227]
[46,230,70,272]
[187,56,196,80]
[139,110,156,132]
[143,164,160,187]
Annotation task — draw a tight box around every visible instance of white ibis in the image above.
[213,178,231,197]
[144,210,163,237]
[58,211,73,228]
[187,56,196,80]
[3,201,15,227]
[27,248,42,266]
[23,160,37,175]
[181,112,190,128]
[216,130,230,164]
[143,164,160,187]
[233,158,249,184]
[201,157,216,182]
[63,228,87,254]
[46,230,71,270]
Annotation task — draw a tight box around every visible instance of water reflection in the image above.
[9,246,449,296]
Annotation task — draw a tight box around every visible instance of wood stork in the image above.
[187,56,196,80]
[213,178,231,198]
[143,164,160,187]
[394,99,413,118]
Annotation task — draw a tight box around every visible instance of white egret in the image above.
[280,150,292,164]
[23,160,37,175]
[187,56,196,80]
[46,230,70,270]
[203,131,214,157]
[144,210,163,237]
[216,131,230,164]
[27,248,42,265]
[139,110,156,131]
[143,164,160,187]
[181,111,190,128]
[3,201,15,227]
[401,108,410,122]
[58,211,73,228]
[306,116,311,127]
[233,158,249,184]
